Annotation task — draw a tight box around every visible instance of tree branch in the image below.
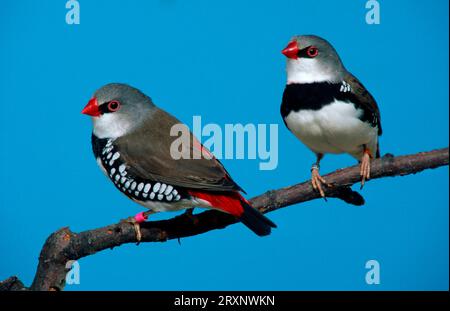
[1,147,448,291]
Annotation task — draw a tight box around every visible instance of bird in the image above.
[280,35,382,198]
[81,83,276,241]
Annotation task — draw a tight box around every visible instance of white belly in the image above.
[134,198,195,212]
[285,100,378,159]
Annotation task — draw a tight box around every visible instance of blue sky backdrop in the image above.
[0,0,448,290]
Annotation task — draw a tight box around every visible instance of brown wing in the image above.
[345,72,382,136]
[114,108,243,192]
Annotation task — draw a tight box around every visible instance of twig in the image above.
[1,147,448,291]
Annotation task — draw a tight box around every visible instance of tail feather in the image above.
[188,190,276,236]
[239,200,277,237]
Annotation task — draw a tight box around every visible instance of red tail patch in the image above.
[188,190,245,217]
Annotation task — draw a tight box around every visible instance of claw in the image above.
[120,216,143,244]
[133,222,142,242]
[360,148,372,189]
[183,208,199,225]
[311,166,327,199]
[120,211,154,244]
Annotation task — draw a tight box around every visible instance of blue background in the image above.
[0,0,448,290]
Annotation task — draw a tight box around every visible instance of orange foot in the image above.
[360,148,373,189]
[311,165,328,199]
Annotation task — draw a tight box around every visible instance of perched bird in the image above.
[82,83,276,240]
[280,35,382,197]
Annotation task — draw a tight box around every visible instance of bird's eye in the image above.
[307,46,319,58]
[107,100,121,112]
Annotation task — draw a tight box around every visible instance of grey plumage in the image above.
[289,35,346,82]
[92,83,243,192]
[281,34,383,194]
[83,83,275,236]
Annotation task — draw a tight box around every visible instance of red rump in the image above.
[188,190,246,217]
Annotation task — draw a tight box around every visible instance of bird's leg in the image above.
[360,145,373,189]
[121,210,156,244]
[183,208,198,225]
[184,208,194,216]
[311,153,328,199]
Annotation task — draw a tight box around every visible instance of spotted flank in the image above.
[340,81,351,93]
[93,137,182,203]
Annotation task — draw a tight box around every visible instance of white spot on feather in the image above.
[144,184,151,193]
[165,185,173,195]
[159,183,167,194]
[153,183,161,193]
[137,183,144,191]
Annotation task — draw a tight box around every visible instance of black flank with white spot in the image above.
[92,134,187,203]
[280,82,381,133]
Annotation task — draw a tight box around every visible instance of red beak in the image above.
[81,97,101,117]
[281,41,299,59]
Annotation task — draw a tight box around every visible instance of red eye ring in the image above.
[307,46,319,58]
[107,100,121,112]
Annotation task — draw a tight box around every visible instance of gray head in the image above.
[281,35,346,84]
[82,83,155,138]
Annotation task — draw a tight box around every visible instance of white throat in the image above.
[93,113,137,139]
[286,58,338,84]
